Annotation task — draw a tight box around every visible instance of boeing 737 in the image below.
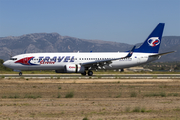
[3,23,174,76]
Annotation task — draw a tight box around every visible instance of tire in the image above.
[81,71,86,76]
[88,70,93,76]
[19,72,22,76]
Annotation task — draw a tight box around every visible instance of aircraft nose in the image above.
[3,61,9,67]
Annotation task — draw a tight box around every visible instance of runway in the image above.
[1,74,180,79]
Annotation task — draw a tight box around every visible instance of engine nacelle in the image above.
[55,64,85,73]
[55,69,65,73]
[65,64,85,73]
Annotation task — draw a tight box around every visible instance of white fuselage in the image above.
[3,52,158,71]
[2,23,167,76]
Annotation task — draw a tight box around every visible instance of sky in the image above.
[0,0,180,44]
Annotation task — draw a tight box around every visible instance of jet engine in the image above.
[55,64,85,73]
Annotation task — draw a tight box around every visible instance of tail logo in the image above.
[147,37,160,47]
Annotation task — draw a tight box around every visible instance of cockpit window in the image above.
[10,58,17,60]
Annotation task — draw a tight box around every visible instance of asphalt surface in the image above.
[1,74,180,79]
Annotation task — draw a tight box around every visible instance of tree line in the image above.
[142,61,180,71]
[0,59,12,71]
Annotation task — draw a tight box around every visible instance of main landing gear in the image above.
[120,69,124,72]
[88,70,93,76]
[81,70,93,76]
[81,71,86,76]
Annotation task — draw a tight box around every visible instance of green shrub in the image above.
[130,92,137,97]
[24,94,41,99]
[82,117,88,120]
[145,92,166,97]
[115,93,121,98]
[2,96,7,98]
[132,106,140,112]
[125,107,130,112]
[14,94,20,98]
[1,75,5,79]
[8,95,20,99]
[65,92,74,98]
[173,93,178,96]
[57,93,61,98]
[144,93,159,97]
[141,107,146,113]
[160,92,166,97]
[168,93,178,97]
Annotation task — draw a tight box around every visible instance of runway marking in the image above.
[4,77,180,79]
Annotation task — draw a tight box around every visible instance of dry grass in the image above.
[0,78,180,120]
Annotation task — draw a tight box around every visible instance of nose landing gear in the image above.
[19,72,22,76]
[13,70,22,76]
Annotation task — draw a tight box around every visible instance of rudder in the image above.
[134,23,165,53]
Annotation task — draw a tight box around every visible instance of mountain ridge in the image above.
[0,33,179,62]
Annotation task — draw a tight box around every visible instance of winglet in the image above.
[125,46,136,58]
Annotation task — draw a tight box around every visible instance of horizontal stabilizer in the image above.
[149,51,175,57]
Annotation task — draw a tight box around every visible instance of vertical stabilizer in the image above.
[134,23,165,53]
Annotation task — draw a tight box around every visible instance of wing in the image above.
[80,46,136,69]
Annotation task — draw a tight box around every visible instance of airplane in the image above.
[3,23,174,76]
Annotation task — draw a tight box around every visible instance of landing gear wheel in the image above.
[19,72,22,76]
[88,70,93,76]
[81,71,86,76]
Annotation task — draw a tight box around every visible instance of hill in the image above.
[0,33,179,61]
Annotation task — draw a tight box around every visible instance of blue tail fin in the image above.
[134,23,165,53]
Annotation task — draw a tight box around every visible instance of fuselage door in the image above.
[23,56,30,70]
[136,56,141,64]
[23,57,28,64]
